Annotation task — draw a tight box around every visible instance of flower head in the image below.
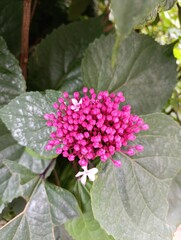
[75,166,98,185]
[44,87,149,169]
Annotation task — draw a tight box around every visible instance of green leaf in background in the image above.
[0,118,52,213]
[0,0,22,55]
[0,90,62,158]
[0,36,25,108]
[82,32,176,114]
[161,0,177,10]
[167,170,181,228]
[0,182,80,240]
[71,181,92,213]
[65,211,115,240]
[0,120,25,162]
[0,160,38,213]
[68,0,91,21]
[91,113,181,240]
[18,148,51,174]
[110,0,176,39]
[54,225,73,240]
[28,16,105,92]
[65,181,114,240]
[0,118,51,174]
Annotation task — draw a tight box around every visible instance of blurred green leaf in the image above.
[28,17,104,92]
[82,32,176,114]
[91,113,181,240]
[0,36,25,109]
[0,0,22,55]
[110,0,177,39]
[68,0,91,20]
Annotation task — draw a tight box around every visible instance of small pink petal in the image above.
[112,159,122,168]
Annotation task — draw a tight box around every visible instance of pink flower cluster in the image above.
[44,88,149,167]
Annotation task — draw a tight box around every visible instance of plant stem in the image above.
[20,0,32,80]
[72,161,78,173]
[53,169,61,186]
[40,158,57,180]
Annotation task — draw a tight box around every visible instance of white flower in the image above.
[173,224,181,240]
[71,98,82,112]
[75,166,98,185]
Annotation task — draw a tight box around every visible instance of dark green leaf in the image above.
[0,120,24,163]
[0,182,80,240]
[82,32,176,114]
[0,37,25,108]
[110,0,176,38]
[71,181,92,213]
[65,211,115,240]
[28,17,104,91]
[0,118,52,213]
[0,164,20,213]
[0,0,22,55]
[0,118,51,173]
[0,90,61,158]
[54,225,73,240]
[91,113,181,240]
[0,160,38,214]
[65,177,114,240]
[68,0,91,20]
[18,148,51,174]
[3,160,37,187]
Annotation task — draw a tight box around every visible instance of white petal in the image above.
[79,99,83,104]
[71,105,76,110]
[80,174,87,185]
[88,168,98,175]
[75,171,84,177]
[82,166,88,171]
[88,173,96,182]
[72,98,78,105]
[74,107,79,112]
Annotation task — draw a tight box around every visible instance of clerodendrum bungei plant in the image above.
[0,0,181,240]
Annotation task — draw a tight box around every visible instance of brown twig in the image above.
[20,0,32,80]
